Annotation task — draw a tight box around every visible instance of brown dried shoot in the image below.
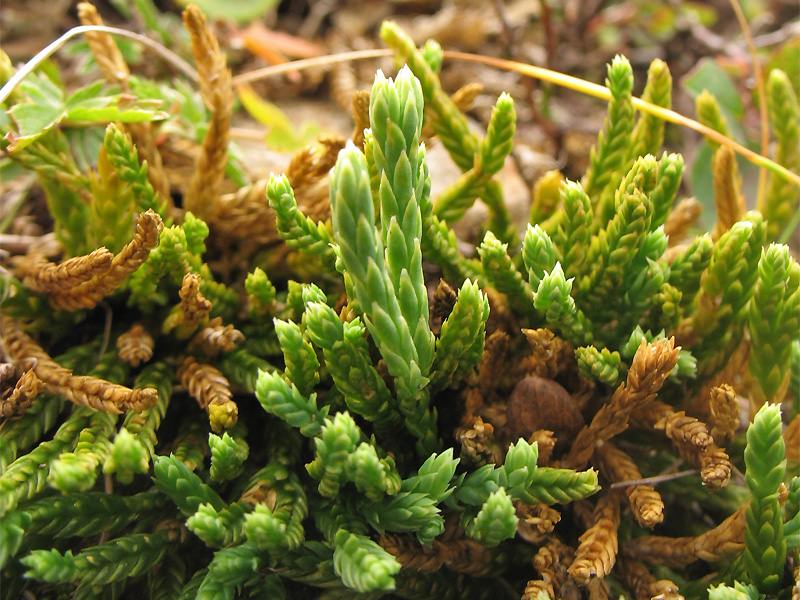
[179,273,212,330]
[49,210,163,311]
[516,501,561,543]
[0,369,44,419]
[615,558,683,600]
[77,2,171,208]
[456,416,498,466]
[351,89,370,148]
[213,180,279,246]
[77,2,129,86]
[708,383,739,447]
[16,248,113,293]
[430,279,458,337]
[664,197,702,246]
[711,145,745,241]
[522,537,577,600]
[191,317,245,355]
[379,516,492,576]
[178,356,237,432]
[286,134,346,222]
[634,400,731,491]
[183,5,234,222]
[594,442,663,528]
[521,328,572,380]
[477,330,509,394]
[568,492,621,585]
[623,504,745,567]
[116,323,155,367]
[2,317,157,413]
[563,338,680,470]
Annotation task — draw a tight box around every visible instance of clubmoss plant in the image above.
[0,7,798,599]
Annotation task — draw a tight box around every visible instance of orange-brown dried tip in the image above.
[568,493,621,584]
[49,210,163,311]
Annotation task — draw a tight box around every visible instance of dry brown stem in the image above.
[178,356,237,432]
[192,317,245,355]
[708,383,739,446]
[49,210,163,311]
[521,328,572,380]
[594,442,663,528]
[563,338,680,470]
[379,517,492,576]
[587,577,610,600]
[16,248,113,293]
[616,558,683,600]
[633,400,731,491]
[77,2,129,86]
[516,501,561,542]
[430,279,457,337]
[664,197,702,245]
[116,323,154,367]
[351,89,370,148]
[568,492,621,585]
[179,273,212,330]
[456,416,498,465]
[213,180,279,246]
[477,330,508,394]
[2,317,157,413]
[522,537,576,600]
[623,504,745,567]
[711,146,745,242]
[530,429,556,466]
[183,5,233,222]
[0,369,44,418]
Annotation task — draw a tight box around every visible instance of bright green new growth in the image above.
[761,69,800,241]
[331,77,439,454]
[584,55,635,225]
[266,173,335,259]
[743,403,786,593]
[255,370,329,438]
[748,244,800,402]
[333,529,401,592]
[102,122,165,217]
[48,410,115,492]
[576,345,623,386]
[209,431,249,482]
[693,214,765,378]
[430,279,490,392]
[478,230,535,316]
[22,532,170,587]
[465,487,518,547]
[696,90,731,150]
[553,180,593,279]
[152,454,225,516]
[369,66,435,377]
[274,317,320,397]
[628,58,672,161]
[523,224,558,290]
[303,300,397,427]
[243,463,307,555]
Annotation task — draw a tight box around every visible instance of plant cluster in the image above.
[0,5,798,599]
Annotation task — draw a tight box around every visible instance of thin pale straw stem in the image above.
[729,0,769,207]
[231,48,394,85]
[443,50,800,188]
[609,470,697,490]
[0,25,198,105]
